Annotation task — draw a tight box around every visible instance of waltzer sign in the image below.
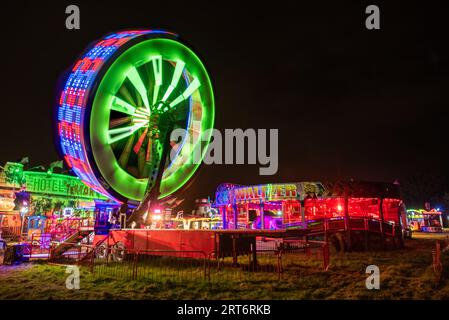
[215,182,327,206]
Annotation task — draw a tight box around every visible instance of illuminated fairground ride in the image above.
[406,209,443,233]
[57,30,214,226]
[55,31,405,260]
[213,181,407,250]
[214,182,405,230]
[55,30,223,259]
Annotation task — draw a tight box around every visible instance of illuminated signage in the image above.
[234,184,298,201]
[0,190,16,212]
[0,197,15,212]
[214,182,326,206]
[23,172,107,200]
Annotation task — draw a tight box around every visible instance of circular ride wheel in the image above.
[57,30,214,203]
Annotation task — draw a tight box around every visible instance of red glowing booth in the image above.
[213,181,405,232]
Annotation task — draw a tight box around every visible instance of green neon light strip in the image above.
[127,67,150,112]
[134,108,150,117]
[111,96,136,115]
[406,209,441,213]
[23,171,107,200]
[91,38,215,201]
[133,118,148,123]
[108,123,147,144]
[133,113,147,120]
[152,56,163,106]
[133,119,149,125]
[160,60,185,107]
[169,77,201,109]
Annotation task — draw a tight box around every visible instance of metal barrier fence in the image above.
[84,238,329,283]
[48,243,95,265]
[208,239,329,283]
[38,237,329,284]
[92,249,208,282]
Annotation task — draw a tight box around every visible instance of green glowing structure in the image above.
[58,31,214,209]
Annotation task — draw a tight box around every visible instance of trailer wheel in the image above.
[95,244,108,260]
[111,242,126,262]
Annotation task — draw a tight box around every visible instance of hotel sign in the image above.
[23,172,107,200]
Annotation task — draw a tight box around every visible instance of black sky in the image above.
[1,1,448,208]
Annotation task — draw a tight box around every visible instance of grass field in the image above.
[0,237,448,300]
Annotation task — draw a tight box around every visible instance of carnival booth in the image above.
[406,208,443,233]
[1,162,118,245]
[0,211,22,242]
[214,181,405,231]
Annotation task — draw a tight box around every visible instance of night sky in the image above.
[1,1,448,209]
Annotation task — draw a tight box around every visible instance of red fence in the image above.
[88,237,329,283]
[44,237,330,284]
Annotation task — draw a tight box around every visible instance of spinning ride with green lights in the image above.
[57,30,214,217]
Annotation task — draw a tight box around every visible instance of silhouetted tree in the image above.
[400,172,448,209]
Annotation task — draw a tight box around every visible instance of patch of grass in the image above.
[0,238,448,299]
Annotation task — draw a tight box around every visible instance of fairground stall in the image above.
[406,208,443,233]
[214,181,406,230]
[0,162,118,246]
[212,181,406,251]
